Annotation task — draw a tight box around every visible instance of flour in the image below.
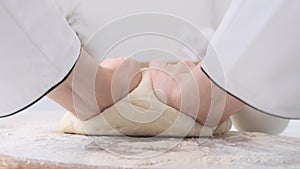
[1,123,300,169]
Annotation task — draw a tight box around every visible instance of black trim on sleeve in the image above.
[200,67,299,120]
[0,52,80,119]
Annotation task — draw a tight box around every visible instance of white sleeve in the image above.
[202,0,300,119]
[0,0,81,117]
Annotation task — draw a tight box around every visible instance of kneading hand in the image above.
[149,59,244,127]
[48,50,141,120]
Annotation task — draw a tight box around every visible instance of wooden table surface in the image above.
[0,122,300,169]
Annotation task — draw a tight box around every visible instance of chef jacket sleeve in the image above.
[0,0,81,117]
[202,0,300,119]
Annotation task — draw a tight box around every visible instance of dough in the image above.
[60,71,231,137]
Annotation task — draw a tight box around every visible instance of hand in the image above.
[48,50,141,120]
[149,60,244,127]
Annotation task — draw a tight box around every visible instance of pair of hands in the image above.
[49,51,244,126]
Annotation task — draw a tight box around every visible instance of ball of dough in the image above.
[60,71,231,137]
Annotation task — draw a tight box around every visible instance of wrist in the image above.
[198,65,245,126]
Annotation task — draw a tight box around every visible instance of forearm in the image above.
[48,49,100,120]
[48,51,142,121]
[195,64,245,126]
[168,63,244,126]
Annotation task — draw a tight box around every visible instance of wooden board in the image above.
[0,123,300,169]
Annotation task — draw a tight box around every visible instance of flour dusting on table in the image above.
[0,123,300,169]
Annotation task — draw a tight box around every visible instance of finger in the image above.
[102,57,142,92]
[149,60,178,105]
[120,57,142,91]
[110,57,142,102]
[120,57,141,70]
[100,57,125,69]
[171,60,195,75]
[115,57,141,80]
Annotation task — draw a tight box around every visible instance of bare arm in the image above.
[150,60,244,127]
[48,50,141,120]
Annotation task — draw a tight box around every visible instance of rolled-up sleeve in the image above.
[0,0,81,117]
[202,0,300,119]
